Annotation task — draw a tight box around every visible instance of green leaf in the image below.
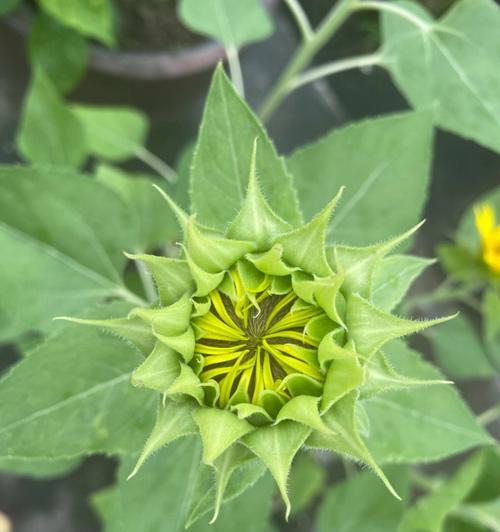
[96,164,178,251]
[128,399,197,480]
[179,0,273,48]
[37,0,115,46]
[362,341,493,463]
[190,65,302,230]
[17,70,86,167]
[0,0,20,15]
[317,466,410,532]
[28,13,89,93]
[0,302,155,459]
[428,314,495,379]
[372,255,435,311]
[0,166,140,341]
[0,456,80,478]
[437,243,487,283]
[382,0,500,153]
[100,437,274,532]
[483,289,500,371]
[288,452,325,515]
[288,111,432,246]
[73,105,148,162]
[400,452,485,532]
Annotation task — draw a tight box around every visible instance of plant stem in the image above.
[134,146,177,183]
[225,45,245,97]
[259,0,358,122]
[284,0,314,42]
[290,52,383,91]
[478,403,500,427]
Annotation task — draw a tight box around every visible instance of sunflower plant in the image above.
[1,0,500,531]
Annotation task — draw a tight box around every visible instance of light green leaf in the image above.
[190,65,302,230]
[37,0,115,46]
[96,164,179,252]
[28,13,88,94]
[317,466,410,532]
[0,166,140,341]
[427,314,494,379]
[0,302,155,459]
[243,421,311,518]
[400,452,485,532]
[382,0,500,153]
[179,0,273,48]
[73,105,148,162]
[373,255,435,311]
[483,289,500,371]
[454,499,500,532]
[194,408,253,465]
[288,111,432,246]
[17,70,86,167]
[362,341,493,463]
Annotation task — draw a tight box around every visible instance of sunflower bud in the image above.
[62,140,452,521]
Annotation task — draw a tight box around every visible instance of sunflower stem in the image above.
[259,0,358,122]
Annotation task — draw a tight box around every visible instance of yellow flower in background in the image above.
[475,203,500,274]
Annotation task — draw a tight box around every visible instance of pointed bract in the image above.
[227,138,291,249]
[346,293,456,356]
[332,221,426,298]
[131,342,180,392]
[276,188,344,277]
[55,315,154,355]
[243,421,311,519]
[152,183,188,233]
[127,399,197,480]
[126,253,194,305]
[194,408,254,465]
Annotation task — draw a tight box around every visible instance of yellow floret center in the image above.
[193,269,324,408]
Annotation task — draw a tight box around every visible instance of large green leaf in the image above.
[179,0,273,48]
[28,13,89,94]
[36,0,114,46]
[317,466,410,532]
[97,437,274,532]
[0,456,80,478]
[0,303,155,459]
[427,314,494,379]
[362,341,492,463]
[72,105,148,162]
[400,452,485,532]
[95,164,178,252]
[288,111,432,246]
[17,70,86,167]
[0,0,20,15]
[190,65,302,230]
[0,166,140,341]
[382,0,500,153]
